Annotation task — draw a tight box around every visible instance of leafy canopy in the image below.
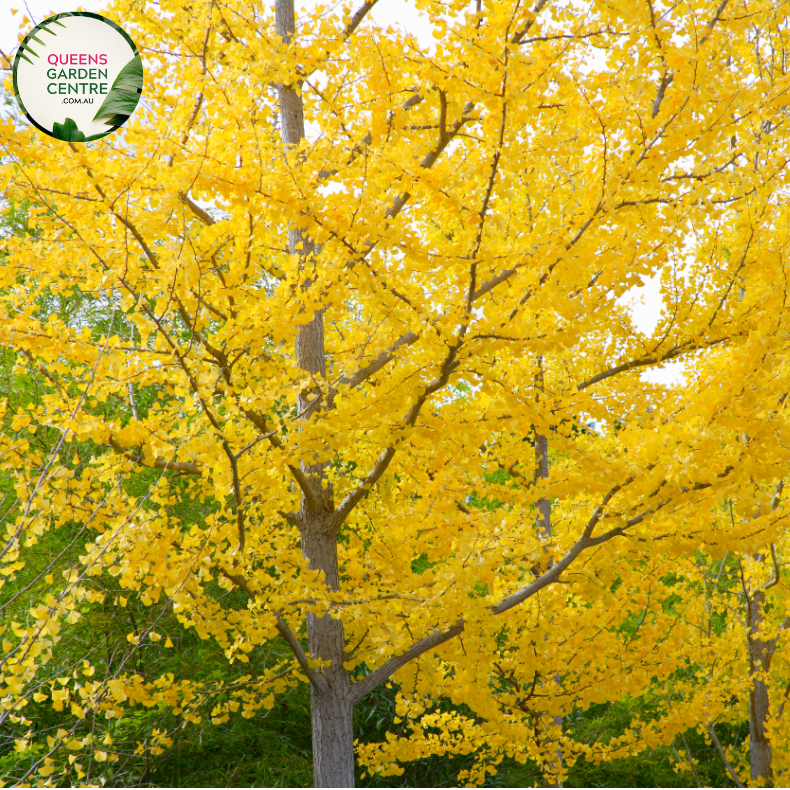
[2,0,790,784]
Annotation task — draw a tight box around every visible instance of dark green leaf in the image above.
[111,56,143,90]
[51,117,86,142]
[93,90,141,121]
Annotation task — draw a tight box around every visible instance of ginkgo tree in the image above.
[3,0,790,786]
[627,493,790,789]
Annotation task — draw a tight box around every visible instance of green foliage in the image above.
[51,117,86,142]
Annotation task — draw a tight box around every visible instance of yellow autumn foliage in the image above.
[2,0,790,786]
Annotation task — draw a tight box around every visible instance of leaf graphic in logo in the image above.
[104,114,132,126]
[52,117,86,142]
[111,55,143,90]
[18,19,58,64]
[93,55,143,125]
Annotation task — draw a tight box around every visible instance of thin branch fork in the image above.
[239,405,321,513]
[651,71,674,119]
[179,191,287,280]
[214,566,325,688]
[333,342,462,524]
[276,610,327,690]
[700,0,730,47]
[313,91,424,182]
[335,331,419,392]
[107,436,201,475]
[576,333,734,391]
[71,146,244,365]
[379,101,477,226]
[68,154,240,433]
[511,0,551,44]
[651,0,730,118]
[343,0,381,37]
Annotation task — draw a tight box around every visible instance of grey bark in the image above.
[735,288,774,787]
[534,357,563,788]
[275,1,355,786]
[747,585,774,787]
[534,431,551,542]
[303,527,355,788]
[535,427,563,789]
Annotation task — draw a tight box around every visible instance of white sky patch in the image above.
[368,0,435,49]
[1,0,108,60]
[617,273,686,386]
[641,358,686,385]
[619,272,664,337]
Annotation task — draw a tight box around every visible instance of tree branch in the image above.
[222,440,247,553]
[511,0,551,44]
[700,0,730,47]
[107,437,201,475]
[651,71,674,119]
[343,0,381,38]
[351,619,465,704]
[334,447,395,525]
[315,92,423,182]
[334,343,461,524]
[349,476,640,702]
[576,334,733,391]
[378,101,476,226]
[179,191,215,226]
[338,331,419,390]
[707,724,745,788]
[275,610,327,691]
[217,566,326,689]
[240,406,321,513]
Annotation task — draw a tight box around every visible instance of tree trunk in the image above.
[534,401,563,788]
[301,521,356,787]
[748,588,774,787]
[311,674,356,787]
[275,2,357,785]
[307,572,355,788]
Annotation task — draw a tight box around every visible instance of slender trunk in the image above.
[748,587,774,787]
[534,431,551,544]
[737,298,776,787]
[303,526,355,787]
[534,360,563,788]
[275,2,356,785]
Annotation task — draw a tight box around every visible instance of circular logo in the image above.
[12,12,143,142]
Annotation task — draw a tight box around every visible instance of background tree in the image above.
[3,0,790,787]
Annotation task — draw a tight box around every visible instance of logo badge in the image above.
[12,12,143,142]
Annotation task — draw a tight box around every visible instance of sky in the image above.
[1,0,679,383]
[0,0,107,59]
[0,0,433,60]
